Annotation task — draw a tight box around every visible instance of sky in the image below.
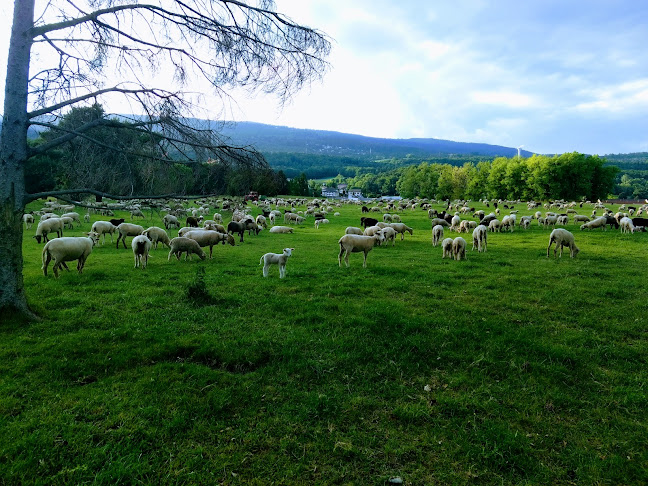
[1,0,648,155]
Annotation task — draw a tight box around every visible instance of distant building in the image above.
[348,188,363,199]
[321,185,340,198]
[337,183,348,197]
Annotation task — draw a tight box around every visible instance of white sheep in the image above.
[91,220,118,244]
[381,226,397,246]
[260,248,294,278]
[488,219,501,232]
[338,232,385,268]
[547,228,579,258]
[557,215,569,225]
[183,229,235,258]
[501,214,516,232]
[441,238,454,259]
[269,225,294,234]
[345,226,364,235]
[60,216,75,230]
[452,237,467,260]
[450,215,461,231]
[131,234,153,269]
[472,225,487,252]
[42,232,100,278]
[256,215,268,228]
[163,214,180,229]
[580,216,607,231]
[389,222,413,240]
[168,237,207,261]
[142,226,171,249]
[116,223,144,248]
[33,217,64,243]
[432,224,444,247]
[83,213,91,223]
[213,213,223,223]
[314,218,330,229]
[573,215,590,223]
[23,213,34,229]
[61,212,81,226]
[619,217,639,234]
[383,213,393,222]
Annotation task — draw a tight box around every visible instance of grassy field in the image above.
[1,200,647,484]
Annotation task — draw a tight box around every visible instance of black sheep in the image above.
[360,217,378,228]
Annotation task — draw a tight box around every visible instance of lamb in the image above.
[183,229,236,258]
[381,226,397,246]
[338,232,385,268]
[91,220,118,244]
[314,218,330,229]
[260,248,294,278]
[116,223,144,248]
[142,226,171,249]
[168,237,207,261]
[23,213,34,229]
[269,226,294,234]
[42,231,100,278]
[441,238,454,259]
[432,224,444,247]
[580,216,607,231]
[60,216,76,230]
[452,237,467,260]
[131,234,153,269]
[472,225,487,252]
[547,228,579,258]
[389,222,413,240]
[619,217,640,234]
[33,218,64,243]
[61,212,81,226]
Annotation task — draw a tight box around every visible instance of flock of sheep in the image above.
[25,196,648,279]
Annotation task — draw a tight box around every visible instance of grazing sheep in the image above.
[383,214,393,222]
[269,226,294,234]
[432,225,444,247]
[168,237,207,261]
[23,213,34,229]
[389,222,414,240]
[83,213,91,223]
[363,225,384,238]
[60,216,75,230]
[501,214,516,232]
[580,216,607,231]
[345,226,364,235]
[183,230,235,258]
[452,237,467,260]
[472,225,487,252]
[42,232,100,278]
[131,234,153,269]
[142,226,171,249]
[256,215,268,228]
[450,215,461,231]
[109,218,125,227]
[547,228,579,258]
[557,215,569,225]
[360,217,379,229]
[391,214,401,223]
[381,226,397,246]
[338,233,385,268]
[573,215,590,223]
[61,212,81,226]
[430,218,450,227]
[163,214,180,229]
[91,220,118,244]
[441,238,454,259]
[116,223,144,249]
[619,217,640,234]
[488,219,501,232]
[186,216,200,228]
[131,209,145,219]
[33,218,64,243]
[260,248,294,278]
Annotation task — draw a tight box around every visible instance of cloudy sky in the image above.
[1,0,648,155]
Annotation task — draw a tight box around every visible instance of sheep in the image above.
[391,214,401,223]
[547,228,579,258]
[619,217,641,234]
[573,215,590,223]
[23,213,34,229]
[130,208,145,219]
[338,232,385,268]
[314,218,330,229]
[501,214,516,232]
[227,221,248,242]
[183,229,235,258]
[452,237,467,260]
[83,213,91,223]
[432,224,444,247]
[580,216,607,231]
[91,220,118,244]
[260,248,294,278]
[389,222,413,240]
[441,238,454,259]
[269,226,294,234]
[430,218,450,227]
[450,215,461,231]
[381,226,397,246]
[519,215,533,228]
[360,217,379,228]
[33,218,64,243]
[203,222,226,233]
[472,225,487,252]
[168,237,207,261]
[186,216,200,228]
[60,216,76,230]
[213,213,223,223]
[345,226,363,236]
[256,215,268,228]
[131,234,153,269]
[363,225,384,238]
[163,214,180,229]
[142,226,171,249]
[557,215,569,225]
[109,218,125,227]
[116,223,144,249]
[383,213,393,222]
[42,232,100,278]
[61,212,81,226]
[488,219,501,232]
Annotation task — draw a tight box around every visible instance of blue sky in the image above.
[2,0,648,155]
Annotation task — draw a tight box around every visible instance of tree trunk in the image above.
[0,0,36,321]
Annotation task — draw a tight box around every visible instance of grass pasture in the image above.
[2,201,647,484]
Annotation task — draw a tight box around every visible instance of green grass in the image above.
[1,201,647,484]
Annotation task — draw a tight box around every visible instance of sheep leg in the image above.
[134,253,139,268]
[42,251,51,276]
[362,250,368,268]
[209,245,213,259]
[279,264,286,278]
[263,263,269,277]
[338,245,344,267]
[547,240,553,257]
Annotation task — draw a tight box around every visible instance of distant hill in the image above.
[215,121,534,159]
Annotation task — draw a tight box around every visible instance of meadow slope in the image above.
[1,200,647,485]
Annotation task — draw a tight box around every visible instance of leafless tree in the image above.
[0,0,330,320]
